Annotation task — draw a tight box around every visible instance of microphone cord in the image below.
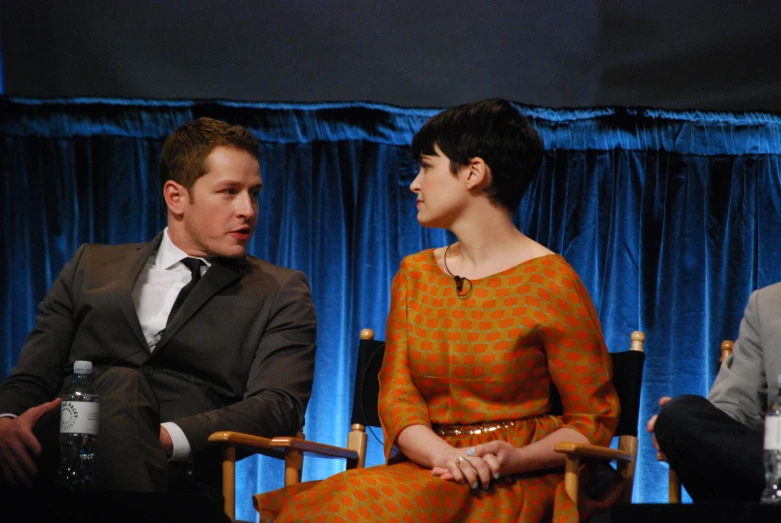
[443,244,473,299]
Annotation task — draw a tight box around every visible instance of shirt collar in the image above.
[156,228,212,270]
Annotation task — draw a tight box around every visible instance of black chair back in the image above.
[610,350,645,437]
[350,338,385,428]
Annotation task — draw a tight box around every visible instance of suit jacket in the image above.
[709,281,781,432]
[0,232,317,458]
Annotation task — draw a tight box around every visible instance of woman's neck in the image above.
[442,207,552,279]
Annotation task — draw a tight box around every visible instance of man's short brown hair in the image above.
[160,117,260,192]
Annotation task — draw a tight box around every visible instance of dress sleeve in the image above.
[541,267,619,447]
[378,261,430,462]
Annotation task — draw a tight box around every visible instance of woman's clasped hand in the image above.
[431,441,521,489]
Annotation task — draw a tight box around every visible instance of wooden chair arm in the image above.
[208,431,285,458]
[553,442,633,463]
[270,436,359,460]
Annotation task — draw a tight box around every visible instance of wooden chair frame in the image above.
[207,328,380,522]
[211,329,651,518]
[206,431,303,522]
[264,328,382,471]
[553,331,646,506]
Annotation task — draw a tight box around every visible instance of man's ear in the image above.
[163,180,189,217]
[465,157,490,190]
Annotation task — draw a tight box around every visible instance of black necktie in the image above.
[167,258,204,325]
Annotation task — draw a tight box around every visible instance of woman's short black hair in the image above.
[411,98,544,212]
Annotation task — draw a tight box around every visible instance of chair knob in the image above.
[630,331,645,352]
[360,328,375,340]
[720,340,734,362]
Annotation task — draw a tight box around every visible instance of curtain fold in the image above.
[3,97,781,514]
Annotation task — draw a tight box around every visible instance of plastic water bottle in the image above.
[761,374,781,504]
[57,360,100,489]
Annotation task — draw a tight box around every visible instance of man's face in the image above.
[178,146,262,258]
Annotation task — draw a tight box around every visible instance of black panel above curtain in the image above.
[2,97,780,514]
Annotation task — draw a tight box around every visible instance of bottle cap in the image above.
[73,361,93,374]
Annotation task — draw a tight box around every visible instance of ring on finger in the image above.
[454,456,466,466]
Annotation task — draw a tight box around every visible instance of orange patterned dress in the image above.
[256,250,621,522]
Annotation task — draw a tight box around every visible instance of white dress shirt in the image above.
[131,228,210,351]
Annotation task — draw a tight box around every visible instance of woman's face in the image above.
[409,144,469,228]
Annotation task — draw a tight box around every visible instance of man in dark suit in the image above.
[0,117,317,493]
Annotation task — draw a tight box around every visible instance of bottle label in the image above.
[765,416,781,450]
[60,401,99,435]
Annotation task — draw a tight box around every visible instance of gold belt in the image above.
[433,420,516,436]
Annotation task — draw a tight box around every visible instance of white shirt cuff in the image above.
[161,422,192,462]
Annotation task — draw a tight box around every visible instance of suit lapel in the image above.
[118,233,164,354]
[154,256,247,352]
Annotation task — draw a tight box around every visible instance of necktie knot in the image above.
[181,257,203,278]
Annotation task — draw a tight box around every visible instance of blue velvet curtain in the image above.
[2,98,781,517]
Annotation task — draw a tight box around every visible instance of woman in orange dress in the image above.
[256,98,621,522]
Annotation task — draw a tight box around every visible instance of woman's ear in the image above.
[163,180,189,217]
[465,157,490,190]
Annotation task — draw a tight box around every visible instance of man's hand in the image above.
[647,396,672,460]
[0,398,62,486]
[159,426,173,458]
